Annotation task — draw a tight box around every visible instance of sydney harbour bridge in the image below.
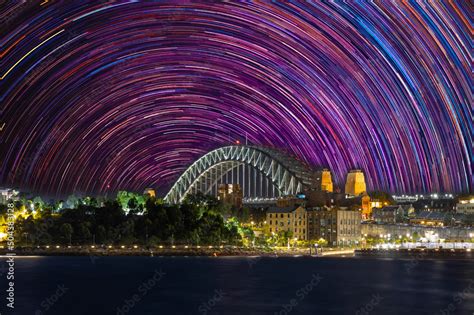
[164,145,319,204]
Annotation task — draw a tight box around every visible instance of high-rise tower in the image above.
[345,170,366,196]
[316,169,333,192]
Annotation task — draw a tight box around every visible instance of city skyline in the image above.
[1,2,471,198]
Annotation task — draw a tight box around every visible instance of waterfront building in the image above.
[307,207,337,245]
[345,170,366,196]
[456,196,474,214]
[218,184,243,208]
[307,207,361,246]
[372,205,413,224]
[266,206,307,240]
[315,169,333,192]
[336,208,362,246]
[410,211,447,226]
[361,223,473,242]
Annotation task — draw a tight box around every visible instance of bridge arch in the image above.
[164,145,317,204]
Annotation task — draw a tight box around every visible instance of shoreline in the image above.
[0,247,350,257]
[2,248,472,259]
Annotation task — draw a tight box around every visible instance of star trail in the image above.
[0,1,471,198]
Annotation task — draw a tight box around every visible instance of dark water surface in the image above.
[1,256,473,315]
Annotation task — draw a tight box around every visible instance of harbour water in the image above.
[1,256,473,314]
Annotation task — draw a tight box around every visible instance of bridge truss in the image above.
[164,145,317,204]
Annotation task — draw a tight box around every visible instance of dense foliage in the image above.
[1,193,243,247]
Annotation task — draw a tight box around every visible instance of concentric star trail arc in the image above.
[0,1,471,198]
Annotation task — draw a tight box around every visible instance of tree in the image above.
[412,231,421,241]
[76,223,92,243]
[33,196,44,210]
[316,238,328,247]
[127,197,139,215]
[60,223,73,245]
[147,235,160,246]
[96,225,107,244]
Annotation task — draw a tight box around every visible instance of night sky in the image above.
[0,1,471,198]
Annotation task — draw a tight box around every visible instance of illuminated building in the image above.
[143,188,156,198]
[410,212,447,227]
[315,169,333,192]
[456,196,474,214]
[266,206,307,240]
[344,170,366,196]
[307,207,361,246]
[372,205,413,224]
[345,170,366,196]
[361,193,371,219]
[369,200,383,209]
[218,184,243,208]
